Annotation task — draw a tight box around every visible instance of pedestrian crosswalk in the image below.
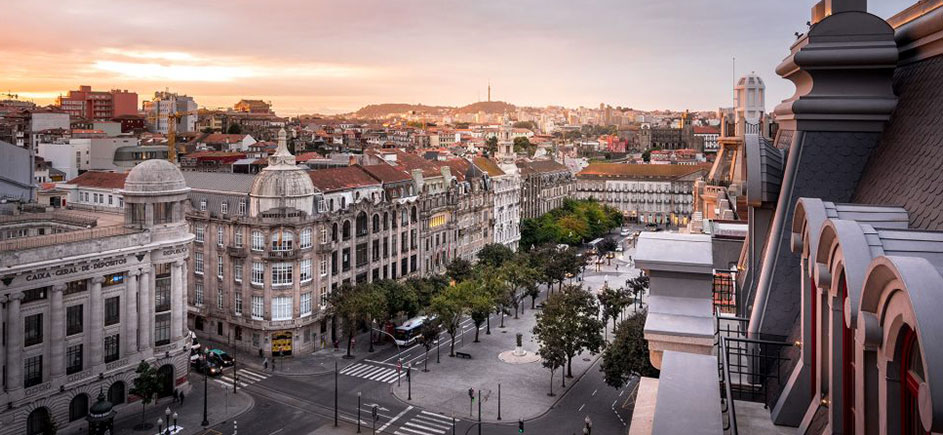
[213,367,269,389]
[339,362,404,384]
[393,410,454,435]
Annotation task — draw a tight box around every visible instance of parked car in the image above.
[620,228,631,236]
[191,358,222,376]
[208,349,234,367]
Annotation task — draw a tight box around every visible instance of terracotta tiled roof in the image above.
[295,151,323,162]
[202,134,248,144]
[439,158,471,182]
[66,171,128,189]
[361,163,412,183]
[577,162,712,179]
[517,159,568,174]
[472,157,504,177]
[308,165,381,192]
[693,126,720,134]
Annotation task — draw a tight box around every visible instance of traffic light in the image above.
[468,388,475,402]
[518,418,524,433]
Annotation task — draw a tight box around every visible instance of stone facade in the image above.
[517,159,574,221]
[0,159,192,435]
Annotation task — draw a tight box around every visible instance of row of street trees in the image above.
[520,198,623,248]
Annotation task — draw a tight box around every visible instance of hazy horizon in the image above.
[1,0,913,116]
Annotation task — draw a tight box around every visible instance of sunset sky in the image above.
[1,0,912,115]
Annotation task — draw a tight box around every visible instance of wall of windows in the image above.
[194,252,203,275]
[154,313,171,346]
[300,228,312,248]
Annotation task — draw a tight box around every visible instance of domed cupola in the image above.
[249,128,315,217]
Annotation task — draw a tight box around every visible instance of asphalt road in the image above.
[195,246,646,435]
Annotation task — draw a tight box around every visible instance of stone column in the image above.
[0,296,5,388]
[180,261,188,339]
[125,270,139,356]
[171,261,184,341]
[50,284,66,378]
[138,267,152,350]
[89,277,105,366]
[6,292,23,391]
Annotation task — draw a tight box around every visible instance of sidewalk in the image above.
[62,373,252,435]
[196,329,389,377]
[389,288,600,423]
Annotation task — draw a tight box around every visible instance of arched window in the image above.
[69,393,89,421]
[108,381,126,404]
[342,221,351,240]
[372,214,380,233]
[411,206,418,222]
[900,325,925,435]
[401,209,408,226]
[840,273,855,434]
[356,212,368,237]
[329,198,334,211]
[341,197,347,209]
[384,212,389,230]
[251,231,265,251]
[391,212,397,229]
[27,407,51,435]
[271,230,294,251]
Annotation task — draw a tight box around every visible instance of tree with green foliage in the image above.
[597,237,618,254]
[533,285,604,378]
[201,126,215,134]
[130,361,160,428]
[329,283,387,358]
[477,243,514,268]
[226,122,242,134]
[513,136,534,155]
[538,318,569,394]
[373,279,418,327]
[499,254,539,319]
[597,286,628,340]
[485,136,498,156]
[520,199,622,249]
[627,275,650,313]
[512,120,537,131]
[407,275,449,311]
[600,310,659,388]
[466,279,497,342]
[429,282,469,357]
[446,258,474,284]
[419,317,441,372]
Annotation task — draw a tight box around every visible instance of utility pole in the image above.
[477,390,482,435]
[357,392,362,433]
[201,357,209,427]
[497,384,501,420]
[334,360,338,427]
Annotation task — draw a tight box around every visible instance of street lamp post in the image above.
[201,356,209,427]
[233,357,237,394]
[407,365,412,401]
[357,392,362,433]
[334,360,338,427]
[368,320,375,353]
[157,418,163,435]
[173,412,178,432]
[165,408,171,435]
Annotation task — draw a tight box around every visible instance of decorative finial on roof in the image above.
[268,128,296,167]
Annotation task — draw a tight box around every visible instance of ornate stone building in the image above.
[517,159,574,221]
[0,159,192,435]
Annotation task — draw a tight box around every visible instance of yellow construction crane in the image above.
[166,110,199,164]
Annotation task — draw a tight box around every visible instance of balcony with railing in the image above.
[263,249,298,260]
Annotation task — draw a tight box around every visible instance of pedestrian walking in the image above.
[263,357,269,370]
[173,389,179,403]
[179,391,185,405]
[259,348,264,359]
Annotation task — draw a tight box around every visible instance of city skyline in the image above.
[1,0,911,116]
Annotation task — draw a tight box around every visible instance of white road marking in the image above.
[378,405,413,433]
[578,403,585,412]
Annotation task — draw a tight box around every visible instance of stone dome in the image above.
[124,158,187,193]
[249,128,315,216]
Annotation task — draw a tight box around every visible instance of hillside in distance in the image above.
[354,103,450,118]
[453,101,516,114]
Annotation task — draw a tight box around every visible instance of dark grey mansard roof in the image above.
[745,134,784,206]
[182,171,258,194]
[855,55,943,230]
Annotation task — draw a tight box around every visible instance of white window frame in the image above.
[251,261,264,285]
[300,259,312,283]
[216,289,223,309]
[300,292,312,317]
[251,231,264,251]
[234,263,243,282]
[251,295,263,320]
[319,259,328,277]
[238,200,247,216]
[271,262,293,286]
[195,282,204,306]
[234,228,243,248]
[270,231,294,251]
[220,202,228,215]
[195,225,204,243]
[199,199,207,211]
[234,291,243,316]
[300,228,312,249]
[217,255,224,278]
[194,252,204,275]
[217,226,224,247]
[271,296,292,321]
